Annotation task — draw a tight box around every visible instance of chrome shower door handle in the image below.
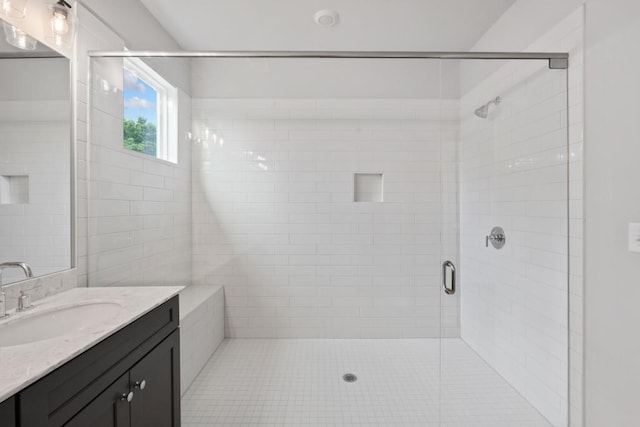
[442,260,456,295]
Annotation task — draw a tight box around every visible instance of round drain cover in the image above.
[342,373,357,382]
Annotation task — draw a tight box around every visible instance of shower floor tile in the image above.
[181,338,552,426]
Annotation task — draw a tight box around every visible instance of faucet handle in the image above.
[17,291,33,312]
[0,291,7,319]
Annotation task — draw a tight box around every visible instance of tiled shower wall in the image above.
[192,99,459,338]
[87,57,193,287]
[458,9,583,426]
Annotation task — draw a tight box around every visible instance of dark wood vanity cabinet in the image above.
[0,396,16,427]
[65,331,180,427]
[11,296,180,427]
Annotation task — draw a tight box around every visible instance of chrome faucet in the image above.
[0,262,34,283]
[0,262,34,319]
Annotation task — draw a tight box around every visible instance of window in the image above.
[123,58,178,163]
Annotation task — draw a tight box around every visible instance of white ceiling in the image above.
[140,0,517,51]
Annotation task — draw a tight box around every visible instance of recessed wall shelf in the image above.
[0,175,29,205]
[354,173,383,203]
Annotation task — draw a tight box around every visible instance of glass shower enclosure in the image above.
[88,51,570,426]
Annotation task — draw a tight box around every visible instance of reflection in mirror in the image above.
[0,16,71,286]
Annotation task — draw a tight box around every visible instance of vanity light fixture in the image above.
[2,21,36,50]
[44,0,76,47]
[1,0,29,19]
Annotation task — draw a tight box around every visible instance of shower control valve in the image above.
[486,226,506,249]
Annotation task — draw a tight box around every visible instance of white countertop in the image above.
[0,286,183,402]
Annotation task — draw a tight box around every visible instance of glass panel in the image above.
[191,56,445,423]
[442,58,569,426]
[90,55,446,424]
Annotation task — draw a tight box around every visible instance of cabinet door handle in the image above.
[134,380,146,390]
[121,391,134,402]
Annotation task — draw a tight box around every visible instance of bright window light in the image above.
[123,58,178,163]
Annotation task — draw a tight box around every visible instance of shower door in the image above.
[439,58,570,426]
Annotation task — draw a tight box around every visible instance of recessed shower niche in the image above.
[0,175,28,205]
[354,173,383,202]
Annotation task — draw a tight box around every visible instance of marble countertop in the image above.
[0,286,183,403]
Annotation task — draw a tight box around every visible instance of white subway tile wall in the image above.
[88,56,193,287]
[192,99,459,339]
[458,9,583,427]
[0,101,71,284]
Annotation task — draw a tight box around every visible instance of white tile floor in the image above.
[182,338,553,426]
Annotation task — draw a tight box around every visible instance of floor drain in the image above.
[342,373,357,382]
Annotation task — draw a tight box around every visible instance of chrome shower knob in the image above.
[486,226,506,249]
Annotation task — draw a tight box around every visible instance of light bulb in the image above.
[45,2,76,47]
[51,10,69,35]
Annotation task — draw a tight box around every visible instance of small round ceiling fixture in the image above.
[314,9,339,27]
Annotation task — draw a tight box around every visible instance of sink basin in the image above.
[0,302,123,347]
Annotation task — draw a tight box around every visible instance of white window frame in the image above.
[123,58,178,163]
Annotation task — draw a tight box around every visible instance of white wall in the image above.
[79,0,182,51]
[191,98,459,338]
[582,1,640,425]
[191,58,460,99]
[462,0,584,95]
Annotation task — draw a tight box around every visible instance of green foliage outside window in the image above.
[123,117,157,156]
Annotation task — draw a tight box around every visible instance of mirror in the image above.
[0,16,72,286]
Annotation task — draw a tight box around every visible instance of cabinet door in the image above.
[0,397,16,427]
[64,373,131,427]
[130,330,180,427]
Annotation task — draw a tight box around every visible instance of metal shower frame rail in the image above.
[88,51,569,69]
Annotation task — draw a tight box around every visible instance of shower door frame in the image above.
[87,50,572,425]
[88,50,568,70]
